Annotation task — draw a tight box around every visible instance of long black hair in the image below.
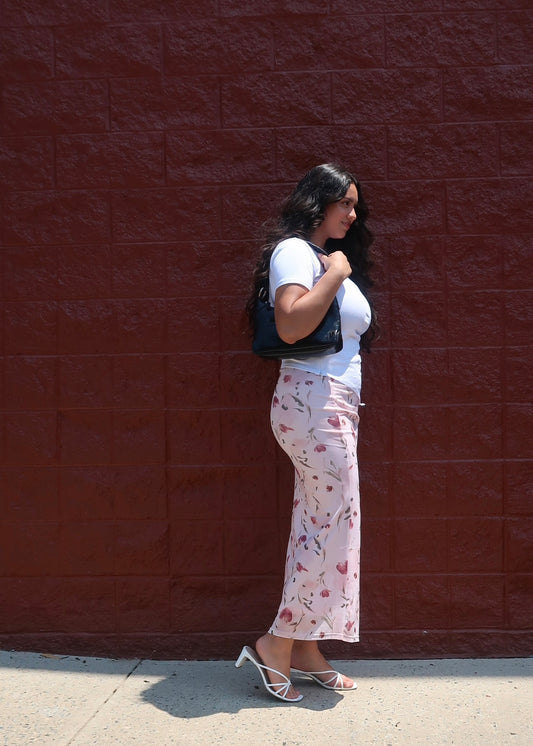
[246,163,378,351]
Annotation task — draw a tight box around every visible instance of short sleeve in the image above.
[269,237,319,303]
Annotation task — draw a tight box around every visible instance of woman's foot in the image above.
[290,640,356,689]
[255,633,302,701]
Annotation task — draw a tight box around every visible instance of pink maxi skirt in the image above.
[269,367,361,643]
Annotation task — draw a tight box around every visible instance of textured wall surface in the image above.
[0,0,532,659]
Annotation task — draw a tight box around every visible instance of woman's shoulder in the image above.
[272,236,316,260]
[275,235,309,250]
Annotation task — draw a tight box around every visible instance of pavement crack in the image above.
[65,659,143,745]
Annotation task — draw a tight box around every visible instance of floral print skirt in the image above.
[269,367,361,643]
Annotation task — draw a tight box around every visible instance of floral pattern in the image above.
[269,368,361,643]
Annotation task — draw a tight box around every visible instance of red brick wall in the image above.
[1,1,532,659]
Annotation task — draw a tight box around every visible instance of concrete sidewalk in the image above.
[0,651,531,745]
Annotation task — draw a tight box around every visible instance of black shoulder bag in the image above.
[252,242,343,359]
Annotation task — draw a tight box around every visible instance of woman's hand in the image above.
[318,250,352,281]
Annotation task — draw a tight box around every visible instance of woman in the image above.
[237,164,377,702]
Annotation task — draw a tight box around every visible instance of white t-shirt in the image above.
[269,237,371,395]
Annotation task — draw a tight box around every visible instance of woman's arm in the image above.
[274,251,351,344]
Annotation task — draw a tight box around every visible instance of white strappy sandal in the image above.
[235,645,303,702]
[291,668,357,691]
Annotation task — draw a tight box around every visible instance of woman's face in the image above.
[312,182,358,247]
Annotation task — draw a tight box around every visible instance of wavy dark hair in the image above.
[246,163,378,351]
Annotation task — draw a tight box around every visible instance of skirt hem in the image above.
[268,628,359,644]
